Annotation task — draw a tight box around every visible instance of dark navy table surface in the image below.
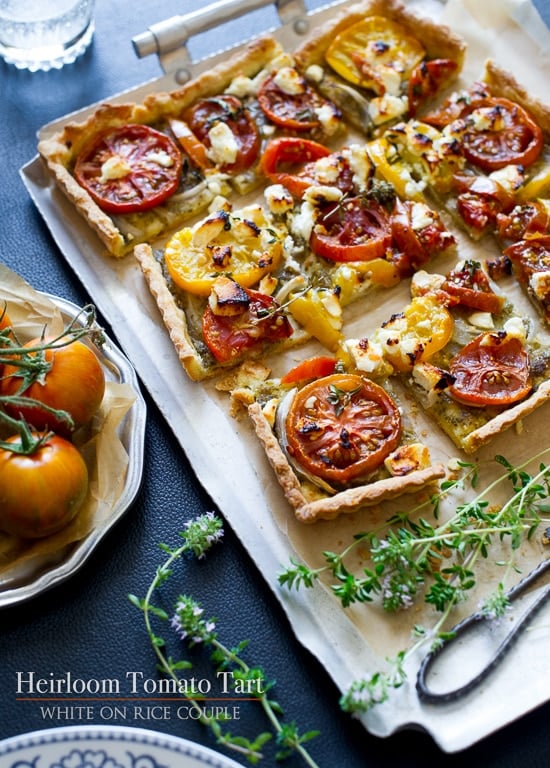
[1,1,550,766]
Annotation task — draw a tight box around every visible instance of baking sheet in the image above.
[19,0,550,751]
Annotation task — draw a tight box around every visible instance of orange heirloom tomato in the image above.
[0,433,88,538]
[1,337,105,435]
[285,373,402,485]
[0,306,11,333]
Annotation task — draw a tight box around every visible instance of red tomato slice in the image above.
[449,332,532,407]
[258,71,337,132]
[74,124,183,214]
[202,288,293,364]
[285,373,402,485]
[453,173,515,234]
[460,97,543,173]
[310,196,393,262]
[505,234,550,282]
[407,59,459,117]
[184,95,260,174]
[442,260,504,314]
[391,199,455,272]
[260,137,333,197]
[422,82,492,127]
[280,356,337,385]
[496,202,550,244]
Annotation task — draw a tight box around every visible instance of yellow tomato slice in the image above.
[366,137,426,202]
[373,296,453,372]
[287,288,343,351]
[164,207,283,297]
[325,16,425,92]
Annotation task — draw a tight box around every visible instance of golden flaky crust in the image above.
[134,244,211,381]
[462,379,550,454]
[294,0,466,72]
[37,37,283,259]
[248,401,446,524]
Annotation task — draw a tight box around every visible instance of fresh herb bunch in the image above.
[279,450,550,713]
[129,511,321,766]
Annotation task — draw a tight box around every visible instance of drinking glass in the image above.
[0,0,95,71]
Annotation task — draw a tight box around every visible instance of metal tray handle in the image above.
[132,0,308,77]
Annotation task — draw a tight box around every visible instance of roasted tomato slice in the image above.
[452,173,516,235]
[258,68,338,132]
[284,373,402,485]
[442,259,504,314]
[164,206,283,297]
[505,234,550,282]
[496,202,550,243]
[449,332,532,407]
[391,199,455,272]
[260,137,333,196]
[374,295,454,373]
[407,59,459,117]
[504,236,550,321]
[202,279,293,364]
[422,82,492,128]
[310,195,394,262]
[458,97,543,173]
[325,16,425,93]
[184,95,260,174]
[74,124,183,214]
[280,356,338,385]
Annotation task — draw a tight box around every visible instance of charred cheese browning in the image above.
[209,276,250,316]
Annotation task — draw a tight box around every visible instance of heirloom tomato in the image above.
[184,95,260,173]
[1,336,105,435]
[285,373,402,485]
[449,332,532,407]
[74,124,183,214]
[324,16,425,92]
[0,432,88,538]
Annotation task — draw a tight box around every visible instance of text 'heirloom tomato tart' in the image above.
[221,357,445,523]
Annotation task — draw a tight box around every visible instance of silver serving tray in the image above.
[0,293,147,609]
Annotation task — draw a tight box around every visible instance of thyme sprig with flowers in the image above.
[279,450,550,713]
[129,512,321,767]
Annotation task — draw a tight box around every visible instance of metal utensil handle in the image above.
[132,0,307,68]
[416,558,550,704]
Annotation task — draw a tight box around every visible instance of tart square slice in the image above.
[226,360,445,523]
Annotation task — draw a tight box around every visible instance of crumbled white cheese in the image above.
[99,155,131,184]
[273,66,305,96]
[146,149,175,168]
[264,184,294,215]
[368,94,408,126]
[503,316,528,343]
[343,337,388,375]
[207,122,239,165]
[343,144,372,191]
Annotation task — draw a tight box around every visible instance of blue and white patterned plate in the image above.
[0,725,245,768]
